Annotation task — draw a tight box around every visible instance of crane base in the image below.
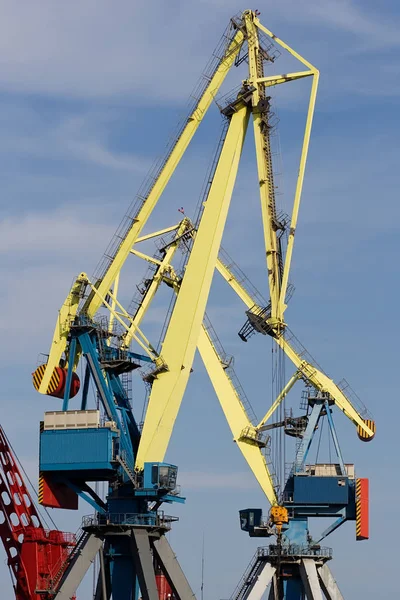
[231,546,344,600]
[53,523,194,600]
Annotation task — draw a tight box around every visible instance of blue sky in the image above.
[0,1,399,598]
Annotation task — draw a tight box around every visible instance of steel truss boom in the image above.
[136,102,250,467]
[216,258,374,438]
[37,25,245,396]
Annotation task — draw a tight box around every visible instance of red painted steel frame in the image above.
[0,426,75,599]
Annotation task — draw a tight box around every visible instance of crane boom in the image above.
[36,25,244,397]
[135,103,250,467]
[198,324,278,506]
[215,256,375,439]
[84,27,244,318]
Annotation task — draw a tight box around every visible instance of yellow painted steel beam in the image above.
[216,260,374,439]
[108,272,120,340]
[279,70,319,309]
[130,249,163,267]
[256,71,313,86]
[198,325,278,506]
[135,104,250,468]
[254,17,317,71]
[245,12,319,323]
[38,274,87,394]
[257,370,302,430]
[160,263,278,505]
[84,29,245,319]
[245,12,283,325]
[87,281,158,361]
[274,338,375,437]
[123,219,190,349]
[135,223,182,244]
[215,257,262,309]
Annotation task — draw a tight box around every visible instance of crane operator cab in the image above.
[144,462,178,492]
[137,462,184,503]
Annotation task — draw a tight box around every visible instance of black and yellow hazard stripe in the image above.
[356,478,361,538]
[32,364,61,394]
[38,420,45,505]
[38,474,44,506]
[32,364,46,391]
[357,418,376,442]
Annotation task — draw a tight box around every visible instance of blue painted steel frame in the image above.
[78,330,136,471]
[43,320,183,600]
[324,400,346,475]
[63,336,77,411]
[295,401,323,472]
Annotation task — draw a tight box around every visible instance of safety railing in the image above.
[258,544,332,559]
[82,511,178,530]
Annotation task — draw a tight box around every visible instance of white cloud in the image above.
[0,1,210,101]
[0,208,112,255]
[291,0,400,46]
[0,0,397,104]
[0,105,150,172]
[0,208,114,362]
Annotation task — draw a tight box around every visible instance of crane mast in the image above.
[31,10,374,600]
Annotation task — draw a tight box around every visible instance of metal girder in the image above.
[197,325,278,506]
[38,274,86,394]
[216,257,374,439]
[131,530,159,600]
[246,562,276,600]
[36,26,244,394]
[123,218,190,349]
[84,29,245,318]
[299,559,323,600]
[267,575,281,600]
[295,401,324,471]
[55,533,103,599]
[252,15,320,315]
[135,103,250,468]
[318,564,344,600]
[152,535,196,600]
[243,11,319,327]
[94,548,112,600]
[257,370,302,429]
[274,338,374,438]
[245,12,282,324]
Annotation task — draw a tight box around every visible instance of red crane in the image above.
[0,425,76,599]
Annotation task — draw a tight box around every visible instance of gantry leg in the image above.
[55,533,103,599]
[130,529,159,600]
[267,574,281,599]
[94,547,112,600]
[246,562,276,600]
[318,564,344,600]
[152,535,196,600]
[299,559,323,600]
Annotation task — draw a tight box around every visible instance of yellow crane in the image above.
[34,9,374,521]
